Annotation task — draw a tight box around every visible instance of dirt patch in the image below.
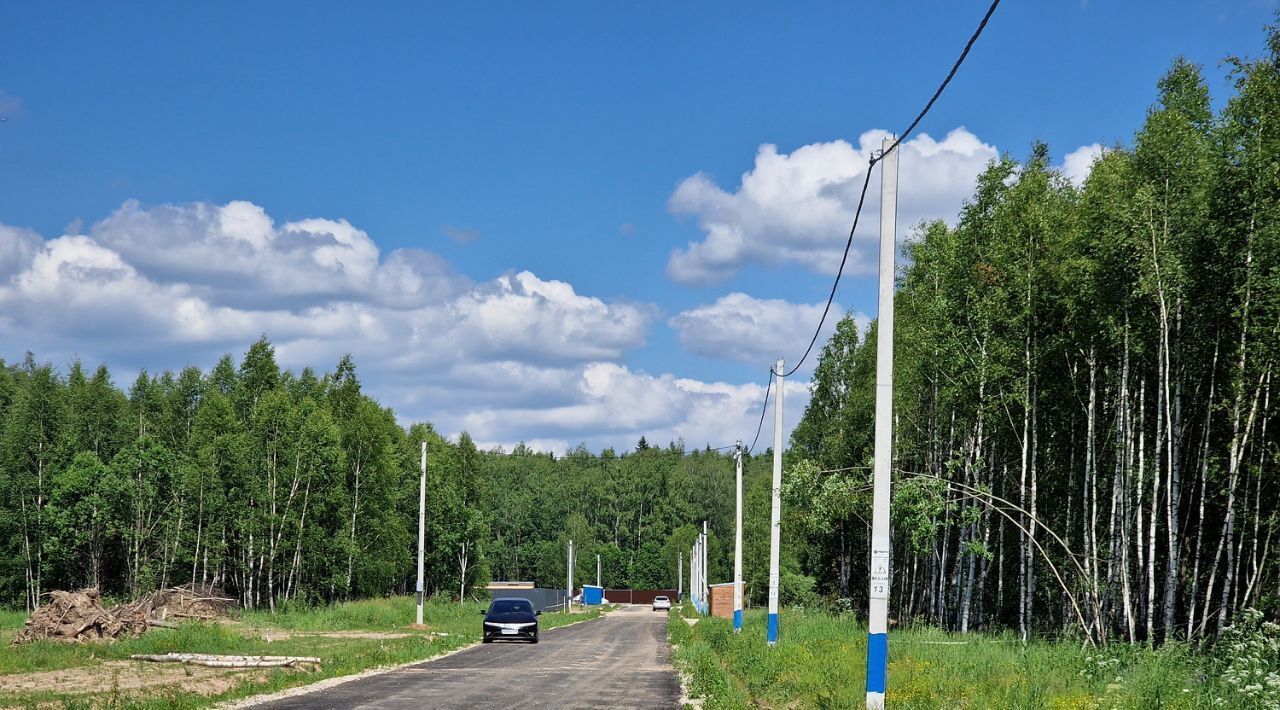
[0,660,269,697]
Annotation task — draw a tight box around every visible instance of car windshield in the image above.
[488,599,534,615]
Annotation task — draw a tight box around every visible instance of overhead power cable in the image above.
[746,370,775,455]
[770,0,1001,380]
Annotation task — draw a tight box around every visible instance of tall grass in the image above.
[670,609,1226,709]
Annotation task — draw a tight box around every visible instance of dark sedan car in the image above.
[481,597,541,643]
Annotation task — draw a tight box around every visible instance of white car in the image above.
[652,595,672,612]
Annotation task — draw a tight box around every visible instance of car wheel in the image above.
[482,637,492,644]
[530,635,538,644]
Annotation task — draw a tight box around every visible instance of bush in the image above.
[780,571,819,608]
[1213,608,1280,708]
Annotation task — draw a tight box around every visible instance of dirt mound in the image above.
[11,589,142,645]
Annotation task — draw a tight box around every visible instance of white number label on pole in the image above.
[870,550,890,600]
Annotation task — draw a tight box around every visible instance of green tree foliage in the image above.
[786,20,1280,643]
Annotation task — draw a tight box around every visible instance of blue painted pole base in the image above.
[733,609,742,632]
[866,632,888,694]
[766,612,779,645]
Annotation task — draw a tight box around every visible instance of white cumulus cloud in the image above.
[0,199,812,453]
[1058,143,1107,187]
[454,363,808,455]
[669,292,868,371]
[665,128,1000,284]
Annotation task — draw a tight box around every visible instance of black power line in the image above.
[770,0,1001,381]
[746,369,774,455]
[772,165,875,379]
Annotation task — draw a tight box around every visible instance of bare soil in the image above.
[0,660,269,697]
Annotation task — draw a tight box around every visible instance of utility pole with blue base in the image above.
[733,440,744,633]
[866,135,898,710]
[767,358,783,645]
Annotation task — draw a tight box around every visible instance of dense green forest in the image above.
[0,340,781,612]
[789,24,1280,644]
[2,20,1278,652]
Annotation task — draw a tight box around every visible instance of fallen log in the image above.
[145,618,181,629]
[130,653,321,668]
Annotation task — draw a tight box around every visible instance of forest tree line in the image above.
[788,24,1280,644]
[0,340,792,612]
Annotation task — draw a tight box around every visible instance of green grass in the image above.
[0,596,602,708]
[669,608,1232,709]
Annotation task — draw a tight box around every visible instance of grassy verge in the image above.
[668,608,1232,709]
[0,596,601,708]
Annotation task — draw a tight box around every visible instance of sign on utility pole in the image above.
[768,357,784,645]
[866,135,898,710]
[416,441,426,627]
[734,440,744,632]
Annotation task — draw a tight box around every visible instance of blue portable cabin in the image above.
[582,585,604,605]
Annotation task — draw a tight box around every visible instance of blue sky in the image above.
[1,1,1276,452]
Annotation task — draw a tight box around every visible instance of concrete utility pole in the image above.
[768,358,784,645]
[567,539,574,612]
[702,520,709,608]
[866,136,898,710]
[695,537,703,613]
[416,441,426,626]
[690,541,698,611]
[696,535,704,614]
[734,440,744,632]
[678,551,683,601]
[597,554,601,588]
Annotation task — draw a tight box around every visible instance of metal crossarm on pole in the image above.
[866,136,898,710]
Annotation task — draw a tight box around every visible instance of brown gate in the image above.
[604,588,679,605]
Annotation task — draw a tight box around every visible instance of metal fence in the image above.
[488,587,568,612]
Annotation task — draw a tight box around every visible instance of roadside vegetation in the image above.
[667,608,1280,709]
[0,596,600,708]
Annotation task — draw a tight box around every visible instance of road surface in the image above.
[253,606,682,709]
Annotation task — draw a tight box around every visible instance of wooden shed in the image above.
[709,582,737,620]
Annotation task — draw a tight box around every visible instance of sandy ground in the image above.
[0,660,268,697]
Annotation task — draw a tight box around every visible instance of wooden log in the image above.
[130,653,321,668]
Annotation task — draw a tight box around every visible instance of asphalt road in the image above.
[253,606,683,709]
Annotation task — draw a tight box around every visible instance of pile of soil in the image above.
[11,589,141,645]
